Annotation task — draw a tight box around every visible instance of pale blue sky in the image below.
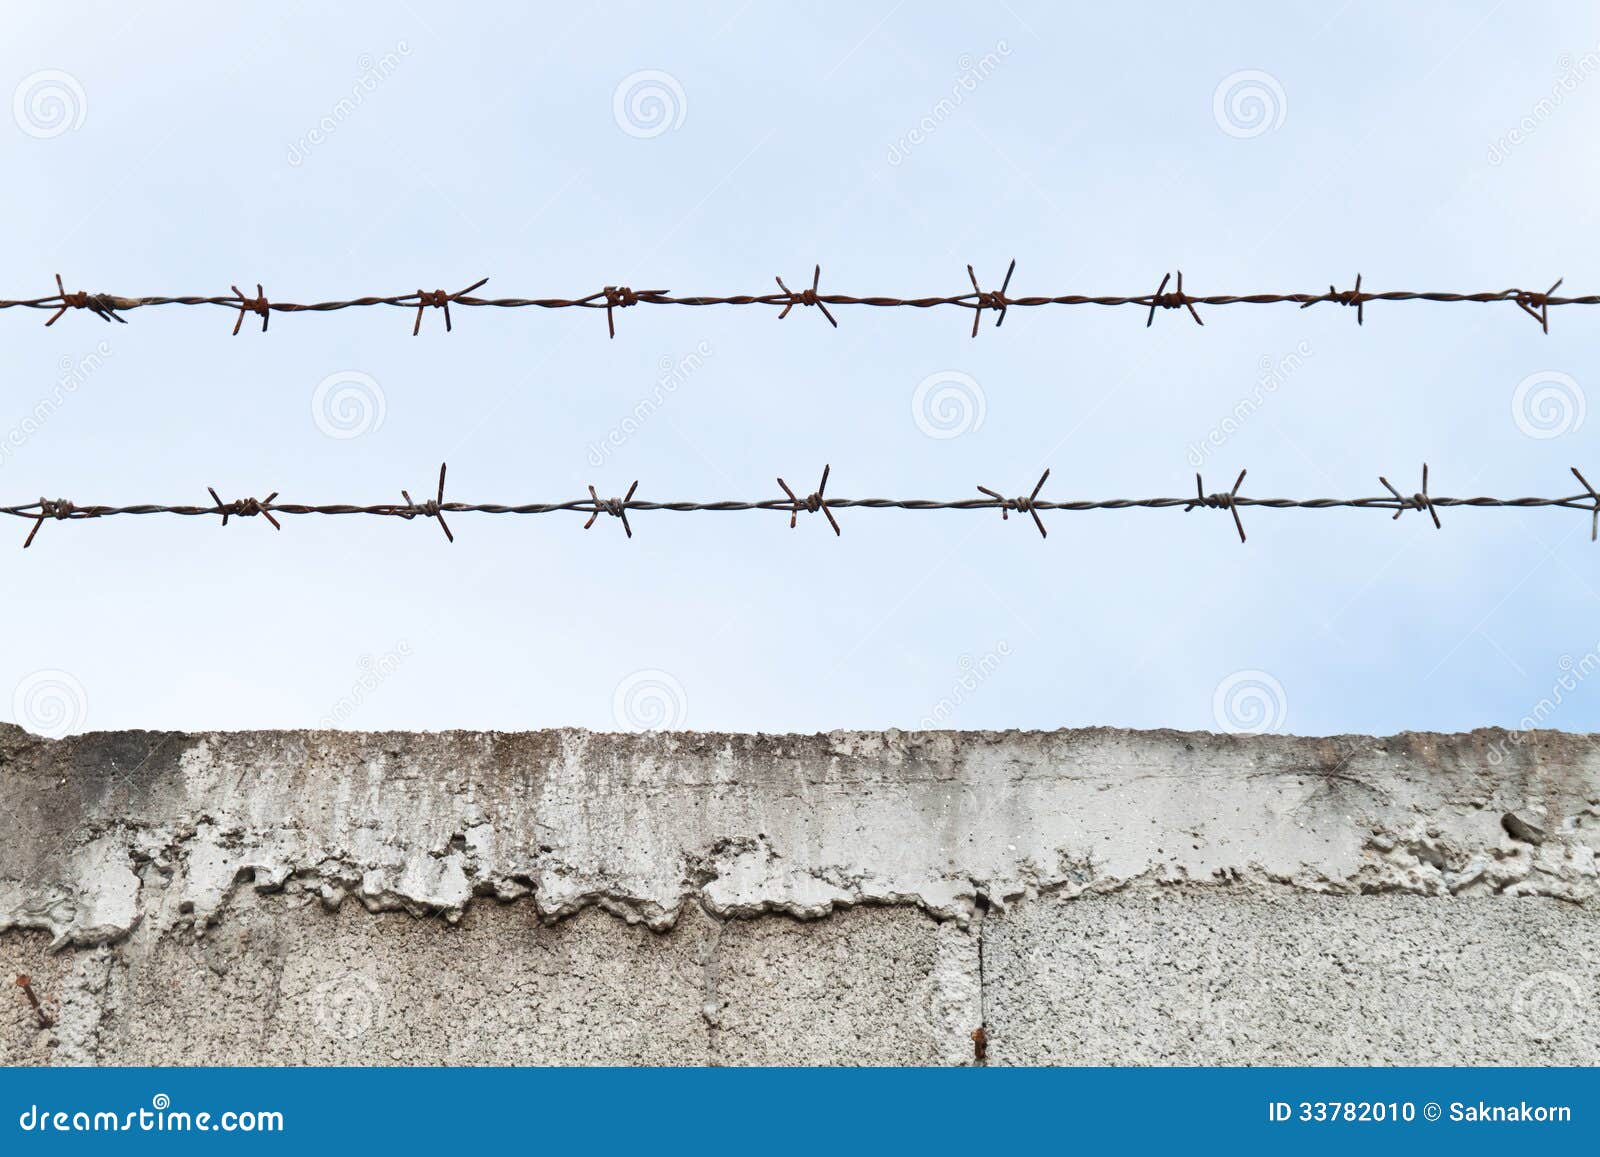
[4,2,1600,738]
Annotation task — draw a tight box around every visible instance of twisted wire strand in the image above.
[9,464,1600,549]
[3,267,1584,336]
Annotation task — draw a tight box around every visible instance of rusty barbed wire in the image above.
[8,463,1600,549]
[6,267,1597,337]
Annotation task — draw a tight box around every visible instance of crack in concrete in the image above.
[697,906,725,1064]
[972,890,990,1067]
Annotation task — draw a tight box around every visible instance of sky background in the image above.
[4,1,1600,739]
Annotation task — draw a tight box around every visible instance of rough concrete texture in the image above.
[0,723,1595,1064]
[984,891,1598,1065]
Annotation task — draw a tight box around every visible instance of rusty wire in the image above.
[8,463,1600,549]
[5,267,1590,336]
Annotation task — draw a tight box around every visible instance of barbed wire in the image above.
[3,267,1588,337]
[8,463,1600,549]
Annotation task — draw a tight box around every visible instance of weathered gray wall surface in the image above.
[1,724,1596,1065]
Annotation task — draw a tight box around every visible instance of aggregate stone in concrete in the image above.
[96,888,717,1065]
[710,906,979,1065]
[0,929,112,1065]
[982,889,1600,1066]
[3,723,1598,1066]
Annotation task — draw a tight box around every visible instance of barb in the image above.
[1185,469,1248,542]
[1146,270,1203,327]
[232,283,269,335]
[43,273,126,327]
[1379,463,1440,529]
[977,469,1050,538]
[1572,467,1600,542]
[400,463,453,542]
[601,286,669,339]
[1300,273,1365,325]
[777,464,840,535]
[411,277,489,336]
[8,464,1600,548]
[967,260,1014,337]
[9,268,1597,335]
[206,486,282,531]
[1515,278,1564,335]
[22,498,73,550]
[775,265,836,328]
[585,480,638,538]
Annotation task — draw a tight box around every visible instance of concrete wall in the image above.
[1,724,1595,1065]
